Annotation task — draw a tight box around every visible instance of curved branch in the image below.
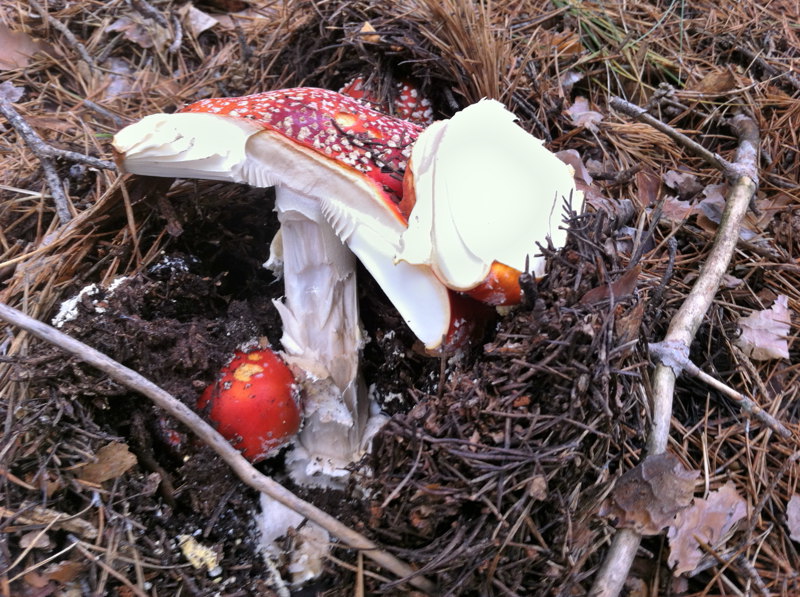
[590,112,760,597]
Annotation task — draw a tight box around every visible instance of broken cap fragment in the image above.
[397,99,582,305]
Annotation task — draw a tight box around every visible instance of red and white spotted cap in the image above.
[112,88,453,349]
[339,76,434,126]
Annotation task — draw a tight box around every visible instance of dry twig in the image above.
[609,97,754,183]
[591,111,762,597]
[0,301,435,594]
[649,340,791,437]
[28,0,96,71]
[0,99,116,225]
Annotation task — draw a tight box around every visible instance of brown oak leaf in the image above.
[736,295,791,360]
[599,453,698,535]
[667,482,747,575]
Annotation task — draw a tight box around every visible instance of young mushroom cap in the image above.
[112,88,453,350]
[397,99,583,305]
[198,349,301,462]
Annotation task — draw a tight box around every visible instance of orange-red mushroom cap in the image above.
[113,88,456,350]
[198,349,301,462]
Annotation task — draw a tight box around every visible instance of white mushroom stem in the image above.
[270,188,369,485]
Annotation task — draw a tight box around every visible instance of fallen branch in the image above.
[0,301,435,594]
[649,340,791,438]
[590,111,761,597]
[609,97,755,183]
[0,99,116,225]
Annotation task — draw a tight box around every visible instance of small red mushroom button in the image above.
[198,349,301,462]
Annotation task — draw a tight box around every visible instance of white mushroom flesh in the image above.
[397,99,582,289]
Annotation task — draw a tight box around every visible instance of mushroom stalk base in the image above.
[271,188,370,486]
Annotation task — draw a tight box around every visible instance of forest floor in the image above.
[2,1,800,595]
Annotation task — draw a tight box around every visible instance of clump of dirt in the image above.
[363,207,650,594]
[4,175,442,595]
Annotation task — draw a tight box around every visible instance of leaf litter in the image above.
[667,482,748,576]
[736,295,792,361]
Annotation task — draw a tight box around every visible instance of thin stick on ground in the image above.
[590,112,761,597]
[609,97,752,182]
[0,101,116,172]
[649,341,791,438]
[29,0,96,72]
[0,99,116,225]
[0,301,436,594]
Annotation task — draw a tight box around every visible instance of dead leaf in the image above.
[182,4,219,37]
[735,295,791,360]
[660,196,698,223]
[667,482,747,575]
[19,530,53,549]
[580,265,641,305]
[663,170,703,201]
[721,273,743,289]
[567,96,603,132]
[528,476,548,501]
[696,183,728,223]
[536,28,583,56]
[0,23,54,70]
[634,168,661,209]
[79,442,137,484]
[753,192,794,231]
[0,503,97,539]
[599,453,698,535]
[213,7,277,29]
[615,301,645,356]
[556,149,592,186]
[786,494,800,542]
[0,81,23,102]
[23,570,50,589]
[690,67,737,95]
[107,14,170,50]
[42,560,84,584]
[359,21,381,44]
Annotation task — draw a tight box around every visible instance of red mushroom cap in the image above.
[180,88,420,215]
[112,88,463,350]
[198,349,301,462]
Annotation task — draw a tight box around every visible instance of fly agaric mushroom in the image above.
[198,349,300,462]
[112,88,459,483]
[397,99,582,305]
